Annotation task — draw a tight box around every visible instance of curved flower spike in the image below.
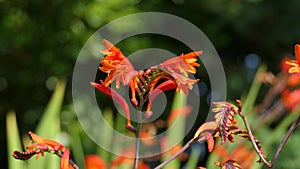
[91,81,136,132]
[212,102,239,144]
[13,131,75,169]
[28,131,66,152]
[285,44,300,73]
[99,39,137,88]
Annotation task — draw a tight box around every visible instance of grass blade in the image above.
[6,111,27,169]
[28,79,66,169]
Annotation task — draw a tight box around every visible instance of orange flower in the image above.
[27,131,66,152]
[140,123,158,146]
[168,72,199,95]
[281,89,300,112]
[85,155,107,169]
[109,146,150,169]
[166,105,192,126]
[214,144,256,169]
[13,131,76,169]
[285,44,300,73]
[99,39,137,88]
[160,137,188,161]
[160,51,201,94]
[160,51,202,75]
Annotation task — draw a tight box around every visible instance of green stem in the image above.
[269,114,300,168]
[133,93,145,169]
[238,111,271,167]
[133,111,143,169]
[239,111,300,168]
[154,136,206,169]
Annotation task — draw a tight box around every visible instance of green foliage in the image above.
[6,111,27,169]
[3,0,300,168]
[162,92,187,169]
[7,79,66,169]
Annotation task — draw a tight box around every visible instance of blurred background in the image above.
[2,0,300,168]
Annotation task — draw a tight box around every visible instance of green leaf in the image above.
[242,64,267,116]
[96,108,114,163]
[186,145,201,169]
[68,121,85,169]
[28,79,66,169]
[163,92,188,169]
[7,111,27,169]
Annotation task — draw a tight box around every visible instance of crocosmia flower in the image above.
[285,44,300,73]
[13,131,76,169]
[99,39,137,88]
[85,154,107,169]
[92,39,202,131]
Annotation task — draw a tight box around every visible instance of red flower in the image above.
[13,132,75,169]
[281,89,300,112]
[285,44,300,73]
[90,81,135,132]
[99,39,137,88]
[85,155,107,169]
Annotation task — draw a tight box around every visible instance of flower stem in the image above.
[154,136,206,169]
[238,111,271,167]
[133,109,143,169]
[239,111,300,168]
[269,114,300,168]
[133,81,150,169]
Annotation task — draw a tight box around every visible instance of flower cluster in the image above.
[91,39,202,131]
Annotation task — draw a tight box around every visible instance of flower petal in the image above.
[28,131,65,151]
[99,39,136,87]
[91,81,135,131]
[194,121,217,139]
[60,149,70,169]
[149,80,177,104]
[295,44,300,62]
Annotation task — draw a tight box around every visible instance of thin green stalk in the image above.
[133,94,145,169]
[269,115,300,168]
[133,111,143,169]
[154,136,206,169]
[239,111,300,168]
[238,111,271,167]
